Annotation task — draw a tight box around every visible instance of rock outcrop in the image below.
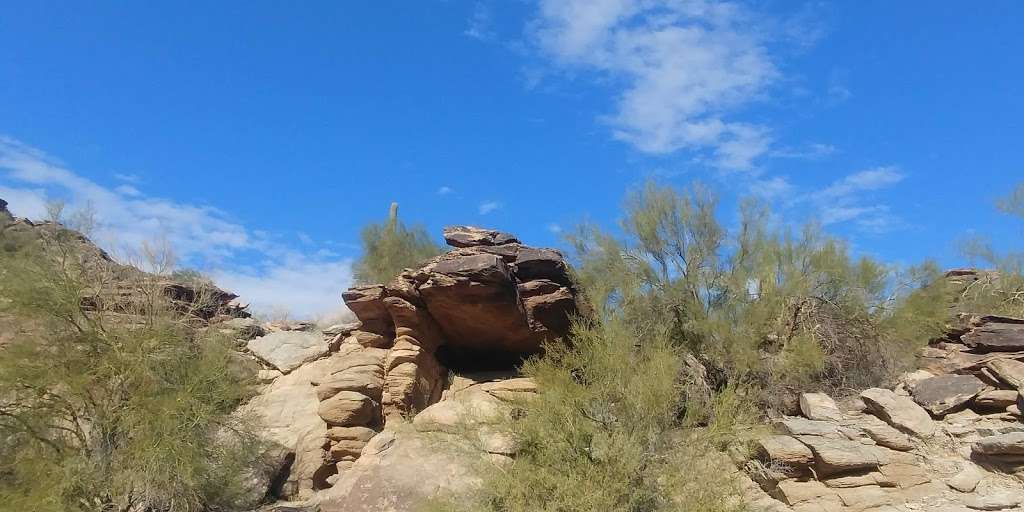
[240,226,584,506]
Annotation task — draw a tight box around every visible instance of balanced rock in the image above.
[910,374,988,415]
[443,226,520,248]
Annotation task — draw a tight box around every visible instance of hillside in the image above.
[4,199,1024,512]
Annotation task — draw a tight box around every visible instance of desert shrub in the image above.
[566,181,946,407]
[430,181,950,512]
[952,183,1024,317]
[354,202,443,284]
[0,225,260,512]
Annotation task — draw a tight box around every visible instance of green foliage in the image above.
[954,183,1024,317]
[0,226,260,512]
[430,181,955,512]
[568,181,944,406]
[354,203,443,284]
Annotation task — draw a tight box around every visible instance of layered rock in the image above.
[336,226,583,420]
[280,226,586,494]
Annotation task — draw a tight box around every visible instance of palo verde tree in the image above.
[353,202,443,284]
[0,221,262,512]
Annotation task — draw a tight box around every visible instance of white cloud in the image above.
[770,142,835,160]
[546,223,563,233]
[531,0,780,171]
[465,2,495,41]
[437,185,454,195]
[479,201,502,215]
[114,172,141,183]
[819,166,904,200]
[115,184,141,196]
[212,255,354,324]
[0,136,353,320]
[806,166,905,230]
[748,176,792,200]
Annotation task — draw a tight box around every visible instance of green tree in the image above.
[0,225,261,512]
[353,202,443,284]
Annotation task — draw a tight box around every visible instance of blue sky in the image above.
[1,1,1022,319]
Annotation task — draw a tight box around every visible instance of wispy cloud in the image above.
[770,143,835,160]
[530,0,782,171]
[212,255,354,324]
[464,2,495,41]
[0,136,353,320]
[479,200,502,215]
[806,166,905,231]
[437,185,454,196]
[114,172,141,183]
[546,222,563,234]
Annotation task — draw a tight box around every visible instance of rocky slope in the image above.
[743,299,1024,511]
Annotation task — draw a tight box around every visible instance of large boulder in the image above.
[962,317,1024,352]
[860,388,936,437]
[315,428,487,512]
[910,374,988,416]
[248,331,329,373]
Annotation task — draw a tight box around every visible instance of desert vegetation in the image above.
[428,181,1024,512]
[353,202,443,284]
[0,221,261,512]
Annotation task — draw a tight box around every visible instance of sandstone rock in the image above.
[911,374,988,415]
[775,417,841,438]
[755,435,814,472]
[313,349,387,402]
[419,252,539,355]
[773,480,837,506]
[412,389,509,434]
[318,391,378,427]
[221,316,266,340]
[799,392,843,421]
[797,436,880,476]
[975,389,1019,409]
[986,358,1024,388]
[344,330,390,349]
[861,420,915,451]
[341,285,393,335]
[315,429,486,512]
[326,426,378,444]
[822,471,895,488]
[443,226,519,248]
[861,388,936,437]
[947,465,984,493]
[877,463,930,489]
[248,331,329,373]
[963,490,1024,510]
[241,356,336,449]
[972,432,1024,456]
[963,318,1024,352]
[836,485,892,509]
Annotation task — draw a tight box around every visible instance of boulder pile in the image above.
[747,294,1024,511]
